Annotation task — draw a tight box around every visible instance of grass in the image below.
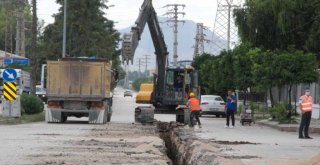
[0,112,45,125]
[20,112,45,123]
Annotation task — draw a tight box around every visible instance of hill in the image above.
[119,17,227,70]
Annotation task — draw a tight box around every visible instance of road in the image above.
[191,116,320,164]
[0,88,171,165]
[0,87,319,165]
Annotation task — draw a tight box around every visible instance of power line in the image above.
[212,0,242,53]
[193,23,210,59]
[136,58,145,78]
[143,54,151,74]
[163,4,185,66]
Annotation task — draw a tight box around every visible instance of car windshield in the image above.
[36,87,42,92]
[215,97,223,101]
[202,96,223,101]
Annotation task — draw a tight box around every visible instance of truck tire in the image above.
[61,114,67,123]
[107,113,112,122]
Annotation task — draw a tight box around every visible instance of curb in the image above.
[256,120,320,134]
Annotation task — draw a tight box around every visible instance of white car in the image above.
[200,95,226,117]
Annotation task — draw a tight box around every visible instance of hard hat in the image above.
[189,92,195,97]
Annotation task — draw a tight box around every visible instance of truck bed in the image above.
[46,59,112,101]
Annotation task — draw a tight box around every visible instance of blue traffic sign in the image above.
[2,68,17,82]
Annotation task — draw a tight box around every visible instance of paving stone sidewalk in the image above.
[256,118,320,133]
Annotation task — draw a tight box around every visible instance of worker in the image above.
[187,92,201,128]
[225,89,237,128]
[174,75,183,99]
[299,87,313,139]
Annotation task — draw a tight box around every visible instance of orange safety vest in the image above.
[188,98,201,111]
[301,95,313,112]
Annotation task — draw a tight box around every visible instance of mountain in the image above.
[119,17,227,70]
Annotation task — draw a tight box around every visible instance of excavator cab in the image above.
[164,65,199,106]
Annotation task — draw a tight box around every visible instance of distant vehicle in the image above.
[200,95,226,117]
[124,90,133,97]
[36,85,47,102]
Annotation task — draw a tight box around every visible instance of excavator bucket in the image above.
[121,33,134,65]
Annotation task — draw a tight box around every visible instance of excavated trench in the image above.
[157,121,261,165]
[157,121,218,165]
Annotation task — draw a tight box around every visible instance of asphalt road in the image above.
[0,87,319,165]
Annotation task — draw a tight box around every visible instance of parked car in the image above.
[200,95,226,117]
[124,90,133,97]
[36,85,47,102]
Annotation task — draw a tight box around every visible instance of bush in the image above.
[21,93,44,114]
[270,102,295,123]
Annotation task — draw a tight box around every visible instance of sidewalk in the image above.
[256,118,320,134]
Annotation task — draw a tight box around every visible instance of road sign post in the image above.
[1,68,20,117]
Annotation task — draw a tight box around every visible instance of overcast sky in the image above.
[38,0,218,30]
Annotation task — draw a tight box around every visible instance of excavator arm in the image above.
[121,0,168,104]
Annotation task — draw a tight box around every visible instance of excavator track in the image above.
[135,106,154,123]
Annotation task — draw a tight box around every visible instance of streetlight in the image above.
[62,0,67,58]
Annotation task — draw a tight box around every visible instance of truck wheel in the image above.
[61,115,67,123]
[107,113,112,122]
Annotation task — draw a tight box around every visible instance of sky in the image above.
[37,0,219,30]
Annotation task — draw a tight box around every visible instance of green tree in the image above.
[251,49,277,107]
[233,43,254,105]
[40,0,119,60]
[234,0,320,53]
[274,47,318,118]
[39,0,124,82]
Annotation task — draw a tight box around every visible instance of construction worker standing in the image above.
[299,87,313,139]
[187,92,202,128]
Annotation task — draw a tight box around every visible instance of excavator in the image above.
[121,0,200,123]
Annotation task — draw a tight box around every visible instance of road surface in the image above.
[0,87,319,165]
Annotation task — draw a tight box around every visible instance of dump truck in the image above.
[45,58,114,124]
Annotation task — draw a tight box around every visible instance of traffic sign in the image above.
[2,68,17,82]
[3,82,17,101]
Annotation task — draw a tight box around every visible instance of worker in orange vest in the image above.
[299,87,313,139]
[187,92,202,128]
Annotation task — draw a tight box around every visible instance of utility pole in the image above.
[193,23,210,59]
[136,58,145,78]
[124,64,129,89]
[62,0,67,58]
[143,55,151,76]
[15,11,25,57]
[212,0,242,52]
[163,4,185,66]
[30,0,37,95]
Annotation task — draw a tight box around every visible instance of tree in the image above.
[40,0,120,60]
[251,49,277,107]
[39,0,123,83]
[0,0,32,54]
[274,47,318,118]
[193,53,216,94]
[234,0,320,53]
[233,43,254,105]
